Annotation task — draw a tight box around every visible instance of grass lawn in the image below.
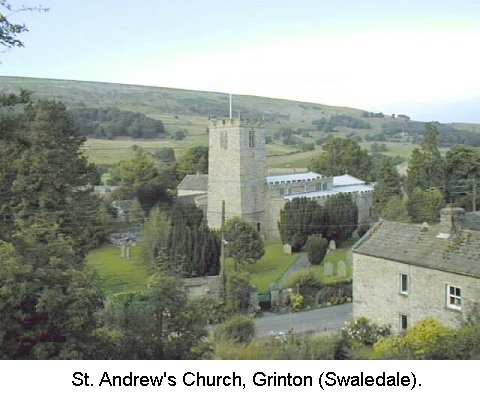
[86,245,148,296]
[309,248,353,284]
[224,241,298,292]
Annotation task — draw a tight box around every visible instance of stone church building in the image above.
[177,117,374,239]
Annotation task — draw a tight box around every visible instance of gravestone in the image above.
[324,261,334,276]
[328,240,336,252]
[283,243,292,255]
[337,260,347,278]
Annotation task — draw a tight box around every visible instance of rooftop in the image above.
[177,174,208,192]
[333,174,366,186]
[266,171,322,185]
[353,220,480,278]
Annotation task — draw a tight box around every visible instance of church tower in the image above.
[206,117,266,232]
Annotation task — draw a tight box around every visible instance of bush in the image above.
[288,292,304,311]
[226,272,252,314]
[214,315,255,344]
[282,270,321,307]
[373,318,454,360]
[305,234,328,265]
[343,317,391,346]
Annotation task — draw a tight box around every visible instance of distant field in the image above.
[83,137,207,165]
[3,76,473,169]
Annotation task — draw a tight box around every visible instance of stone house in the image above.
[352,207,480,334]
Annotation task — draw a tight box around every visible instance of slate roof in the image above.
[177,174,208,192]
[333,174,366,186]
[266,172,322,185]
[353,220,480,278]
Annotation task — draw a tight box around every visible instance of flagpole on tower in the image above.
[229,93,232,119]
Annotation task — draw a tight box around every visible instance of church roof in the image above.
[266,172,322,185]
[333,174,366,186]
[177,174,208,192]
[352,220,480,278]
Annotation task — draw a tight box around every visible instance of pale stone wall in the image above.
[264,196,286,239]
[207,118,266,231]
[353,253,480,333]
[182,275,223,299]
[355,192,373,225]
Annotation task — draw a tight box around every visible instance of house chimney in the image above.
[439,205,465,233]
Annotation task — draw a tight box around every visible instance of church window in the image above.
[220,131,228,149]
[249,129,255,148]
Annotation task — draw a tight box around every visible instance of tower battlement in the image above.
[209,117,264,129]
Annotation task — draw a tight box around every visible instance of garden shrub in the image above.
[305,234,328,265]
[214,315,256,345]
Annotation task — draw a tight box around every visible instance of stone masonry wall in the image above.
[182,275,223,299]
[353,253,480,333]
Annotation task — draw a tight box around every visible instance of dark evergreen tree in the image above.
[305,235,329,265]
[323,193,358,244]
[310,137,374,181]
[373,157,402,216]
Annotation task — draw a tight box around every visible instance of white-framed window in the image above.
[399,273,408,295]
[399,314,408,332]
[447,285,461,310]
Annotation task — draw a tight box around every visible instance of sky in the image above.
[2,0,480,123]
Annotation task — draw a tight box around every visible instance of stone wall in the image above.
[182,275,223,299]
[207,118,266,230]
[353,253,480,333]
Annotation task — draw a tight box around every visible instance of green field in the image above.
[86,245,148,295]
[225,241,299,292]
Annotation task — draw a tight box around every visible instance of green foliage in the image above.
[176,145,208,179]
[224,217,264,268]
[0,2,48,50]
[153,147,176,164]
[99,271,211,359]
[323,193,358,244]
[165,204,220,277]
[224,241,297,292]
[343,317,391,346]
[282,270,321,308]
[0,232,103,359]
[313,114,371,131]
[139,207,171,268]
[288,292,305,311]
[305,234,328,265]
[213,331,341,360]
[380,196,410,222]
[310,137,374,181]
[374,318,455,360]
[214,315,256,345]
[279,195,357,249]
[406,123,444,195]
[373,158,402,216]
[71,107,165,139]
[116,146,172,212]
[444,145,480,210]
[225,271,252,314]
[278,198,325,250]
[406,187,445,223]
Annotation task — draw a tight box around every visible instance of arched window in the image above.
[248,129,255,148]
[220,131,228,149]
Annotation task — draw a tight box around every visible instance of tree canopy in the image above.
[310,137,374,181]
[223,217,264,268]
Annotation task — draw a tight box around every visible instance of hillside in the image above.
[1,76,479,168]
